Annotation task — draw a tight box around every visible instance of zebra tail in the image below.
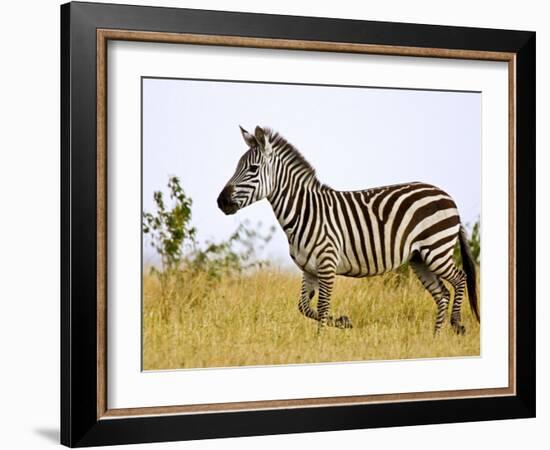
[459,225,480,322]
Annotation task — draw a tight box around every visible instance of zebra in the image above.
[217,125,480,335]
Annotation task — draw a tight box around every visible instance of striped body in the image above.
[218,126,479,334]
[276,182,460,279]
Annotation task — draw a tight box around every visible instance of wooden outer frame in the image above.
[96,29,517,418]
[62,1,535,447]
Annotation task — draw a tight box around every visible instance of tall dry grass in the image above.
[142,268,480,370]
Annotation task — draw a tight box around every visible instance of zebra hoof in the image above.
[453,324,466,335]
[335,315,353,329]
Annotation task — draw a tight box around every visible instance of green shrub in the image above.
[142,177,275,316]
[142,176,196,272]
[188,219,275,278]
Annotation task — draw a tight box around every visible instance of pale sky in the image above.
[142,78,481,268]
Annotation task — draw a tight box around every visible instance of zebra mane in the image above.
[264,128,318,178]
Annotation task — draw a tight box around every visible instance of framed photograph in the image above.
[61,1,536,447]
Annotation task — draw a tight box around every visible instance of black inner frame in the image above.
[61,2,535,447]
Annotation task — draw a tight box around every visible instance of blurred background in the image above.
[142,77,481,270]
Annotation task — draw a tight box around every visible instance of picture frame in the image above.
[60,1,535,447]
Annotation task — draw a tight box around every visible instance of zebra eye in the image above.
[249,164,260,173]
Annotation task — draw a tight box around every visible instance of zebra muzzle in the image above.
[217,186,239,215]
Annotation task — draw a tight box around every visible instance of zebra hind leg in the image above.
[443,267,467,335]
[426,246,468,335]
[410,256,450,336]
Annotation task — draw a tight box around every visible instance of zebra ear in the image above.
[239,125,258,148]
[255,126,271,156]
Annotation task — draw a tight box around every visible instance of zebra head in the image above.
[217,126,274,215]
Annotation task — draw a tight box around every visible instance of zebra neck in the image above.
[267,168,323,232]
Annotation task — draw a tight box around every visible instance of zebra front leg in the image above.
[316,257,352,331]
[317,270,334,332]
[298,271,352,329]
[298,272,319,321]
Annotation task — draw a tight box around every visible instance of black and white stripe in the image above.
[217,126,479,334]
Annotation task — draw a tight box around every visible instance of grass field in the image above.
[142,268,480,370]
